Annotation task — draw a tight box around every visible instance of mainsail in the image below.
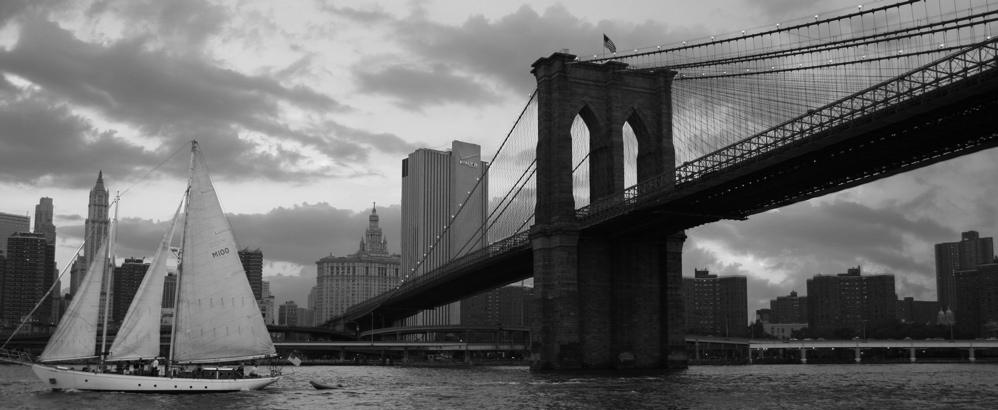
[39,241,109,362]
[172,143,275,363]
[107,201,182,361]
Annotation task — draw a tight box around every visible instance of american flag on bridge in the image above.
[603,34,616,53]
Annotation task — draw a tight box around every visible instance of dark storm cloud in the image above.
[340,4,706,103]
[0,14,400,185]
[0,93,162,186]
[355,64,501,109]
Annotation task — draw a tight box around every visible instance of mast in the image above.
[169,141,197,364]
[99,192,120,362]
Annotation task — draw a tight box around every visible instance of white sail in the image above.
[107,201,182,361]
[172,143,275,363]
[39,241,109,362]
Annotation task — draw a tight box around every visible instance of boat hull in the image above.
[31,364,281,393]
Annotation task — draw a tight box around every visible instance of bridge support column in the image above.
[800,348,807,364]
[403,348,409,363]
[854,348,862,363]
[339,348,345,361]
[909,347,916,362]
[969,347,976,363]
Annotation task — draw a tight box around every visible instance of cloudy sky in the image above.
[1,0,995,316]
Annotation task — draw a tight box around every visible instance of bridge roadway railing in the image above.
[343,232,531,320]
[576,38,998,227]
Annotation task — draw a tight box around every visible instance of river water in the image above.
[2,363,996,409]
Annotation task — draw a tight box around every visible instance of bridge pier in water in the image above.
[529,52,686,370]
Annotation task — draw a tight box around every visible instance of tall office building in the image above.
[111,258,150,324]
[935,231,994,310]
[314,205,401,325]
[260,280,275,325]
[1,232,55,325]
[683,269,748,337]
[0,211,31,257]
[769,290,808,324]
[71,172,110,297]
[807,266,896,336]
[238,248,264,301]
[401,141,488,326]
[34,198,56,245]
[278,301,299,326]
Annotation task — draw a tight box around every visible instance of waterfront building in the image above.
[1,232,55,325]
[401,141,488,326]
[950,262,998,337]
[895,297,939,325]
[278,301,298,326]
[806,266,896,336]
[314,205,401,325]
[460,285,533,327]
[935,231,994,310]
[755,309,771,324]
[111,258,150,324]
[770,290,808,324]
[0,211,31,257]
[683,269,748,337]
[238,248,263,301]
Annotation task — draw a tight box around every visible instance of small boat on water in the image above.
[310,380,342,390]
[26,141,282,392]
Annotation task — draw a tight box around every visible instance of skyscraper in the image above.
[111,258,150,324]
[935,231,994,310]
[278,301,298,326]
[34,197,56,245]
[71,172,110,296]
[401,141,488,326]
[0,211,31,257]
[314,205,401,325]
[683,269,748,337]
[238,248,263,301]
[1,232,55,325]
[260,280,275,325]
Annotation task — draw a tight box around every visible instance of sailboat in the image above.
[30,141,282,392]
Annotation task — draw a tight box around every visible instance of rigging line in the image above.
[118,141,192,198]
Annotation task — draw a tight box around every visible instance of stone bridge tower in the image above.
[529,52,687,370]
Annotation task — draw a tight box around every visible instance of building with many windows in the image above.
[238,248,263,301]
[278,301,299,326]
[935,231,994,311]
[111,257,150,325]
[683,269,748,337]
[950,262,998,338]
[1,232,55,325]
[807,266,896,337]
[0,211,30,257]
[260,280,275,325]
[896,296,939,325]
[401,141,488,327]
[770,290,808,324]
[460,285,533,328]
[314,205,401,325]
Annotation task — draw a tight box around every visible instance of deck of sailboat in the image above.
[32,363,281,393]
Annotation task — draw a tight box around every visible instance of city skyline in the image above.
[1,0,996,314]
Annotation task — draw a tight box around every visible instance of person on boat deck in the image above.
[236,363,245,379]
[151,358,160,376]
[247,362,258,378]
[194,364,203,379]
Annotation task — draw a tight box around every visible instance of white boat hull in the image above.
[32,364,281,393]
